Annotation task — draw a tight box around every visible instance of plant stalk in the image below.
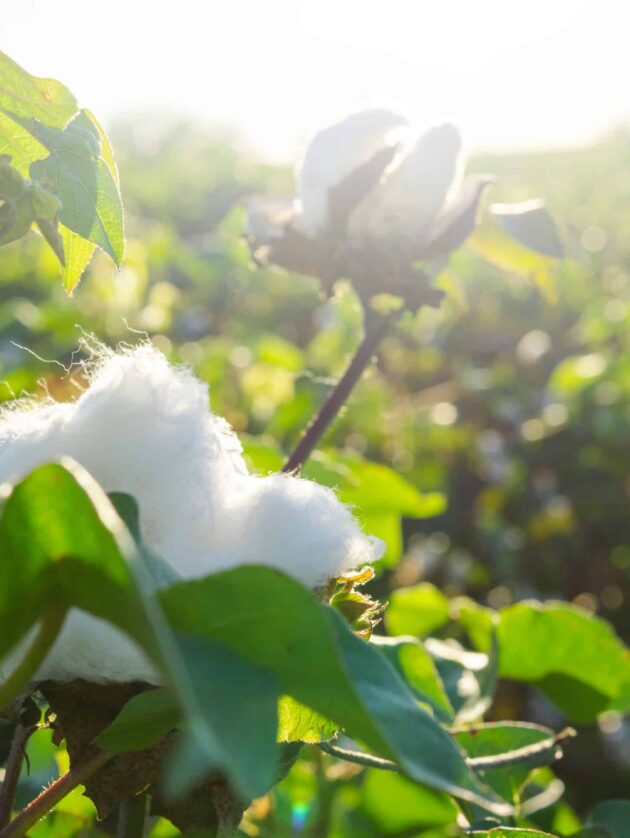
[282,315,394,474]
[0,725,36,829]
[319,727,576,775]
[0,608,67,713]
[0,749,112,838]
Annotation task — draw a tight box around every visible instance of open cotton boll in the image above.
[297,109,406,237]
[349,123,463,248]
[0,344,383,684]
[211,474,383,589]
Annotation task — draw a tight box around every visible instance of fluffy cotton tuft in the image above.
[0,344,383,684]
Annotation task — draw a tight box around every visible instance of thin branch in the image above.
[318,728,576,776]
[0,609,67,713]
[318,742,398,772]
[282,314,394,474]
[0,749,112,838]
[0,725,36,829]
[466,727,576,771]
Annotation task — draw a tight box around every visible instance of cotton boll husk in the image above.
[349,123,463,249]
[0,344,383,684]
[297,109,407,237]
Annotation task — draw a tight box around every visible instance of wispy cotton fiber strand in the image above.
[0,344,383,683]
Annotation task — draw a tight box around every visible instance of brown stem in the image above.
[0,749,112,838]
[0,725,36,829]
[282,315,394,474]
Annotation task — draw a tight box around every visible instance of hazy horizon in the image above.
[3,0,629,162]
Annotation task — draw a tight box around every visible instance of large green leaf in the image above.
[30,113,124,266]
[0,464,282,801]
[0,51,77,128]
[0,460,155,663]
[160,567,508,814]
[498,602,630,722]
[162,633,280,800]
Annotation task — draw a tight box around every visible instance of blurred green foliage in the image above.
[3,119,630,836]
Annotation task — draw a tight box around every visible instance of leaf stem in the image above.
[0,725,36,829]
[0,749,112,838]
[0,608,67,712]
[282,314,394,474]
[319,727,575,775]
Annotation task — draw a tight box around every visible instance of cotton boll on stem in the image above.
[213,474,383,590]
[0,344,383,684]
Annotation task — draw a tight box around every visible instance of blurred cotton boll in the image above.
[0,345,383,684]
[348,122,463,249]
[247,109,493,312]
[296,109,407,237]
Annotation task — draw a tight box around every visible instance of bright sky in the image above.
[2,0,628,161]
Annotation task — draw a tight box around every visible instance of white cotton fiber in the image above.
[0,344,383,685]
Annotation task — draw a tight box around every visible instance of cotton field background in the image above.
[1,5,630,838]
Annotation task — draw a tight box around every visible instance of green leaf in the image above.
[160,567,509,815]
[278,695,338,743]
[59,224,95,293]
[491,200,564,259]
[316,452,446,518]
[371,635,454,721]
[0,50,77,128]
[386,583,451,638]
[469,224,559,303]
[0,110,47,174]
[163,633,280,801]
[498,602,630,722]
[30,114,124,266]
[81,109,120,188]
[584,800,630,837]
[361,769,458,832]
[96,688,180,752]
[426,635,498,724]
[0,463,281,802]
[0,460,156,663]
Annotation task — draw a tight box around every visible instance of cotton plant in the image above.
[0,61,578,837]
[250,110,565,473]
[0,344,383,685]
